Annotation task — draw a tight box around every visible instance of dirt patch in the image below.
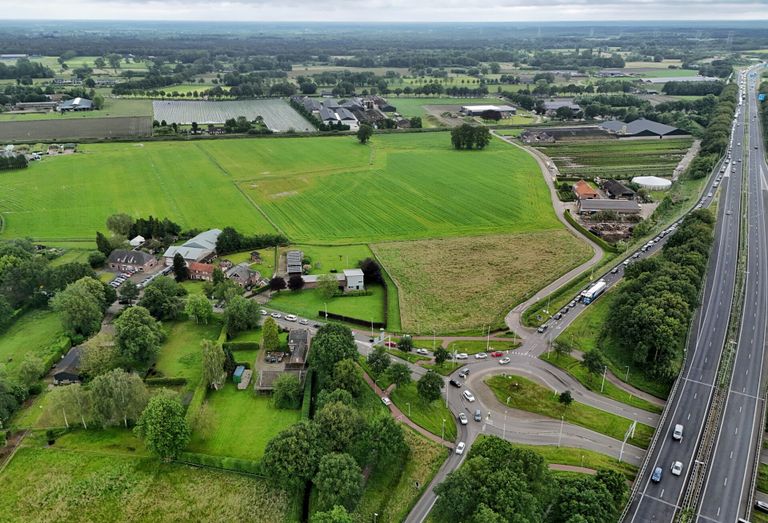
[270,191,298,199]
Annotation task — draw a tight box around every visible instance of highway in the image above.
[696,66,768,523]
[623,71,749,522]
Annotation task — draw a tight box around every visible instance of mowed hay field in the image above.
[372,230,592,332]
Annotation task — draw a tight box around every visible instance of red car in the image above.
[384,341,397,348]
[490,351,503,357]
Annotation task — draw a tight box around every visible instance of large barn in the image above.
[600,118,689,139]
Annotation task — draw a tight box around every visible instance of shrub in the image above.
[87,251,106,268]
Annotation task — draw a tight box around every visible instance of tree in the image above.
[90,369,149,428]
[387,362,411,387]
[94,56,106,69]
[262,420,322,489]
[49,383,91,429]
[434,347,449,365]
[595,469,627,506]
[364,414,408,468]
[318,273,339,300]
[581,350,605,380]
[87,251,106,268]
[18,354,45,388]
[79,332,120,378]
[106,213,134,237]
[114,305,164,365]
[223,295,258,335]
[96,231,113,256]
[288,274,305,291]
[397,334,413,352]
[201,340,226,389]
[119,280,139,305]
[553,340,572,358]
[269,276,287,292]
[51,277,108,337]
[106,53,122,69]
[417,370,444,402]
[551,476,614,523]
[356,124,374,145]
[409,116,423,128]
[310,324,358,383]
[316,400,364,451]
[357,257,382,284]
[134,395,190,461]
[0,295,12,332]
[262,316,280,351]
[313,505,353,523]
[559,390,573,408]
[273,373,302,409]
[366,346,390,376]
[185,294,213,324]
[329,358,362,397]
[314,452,363,511]
[0,378,20,426]
[172,253,189,282]
[316,388,354,411]
[138,276,187,320]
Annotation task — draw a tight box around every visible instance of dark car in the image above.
[449,379,463,388]
[474,409,482,422]
[651,467,663,483]
[537,325,548,333]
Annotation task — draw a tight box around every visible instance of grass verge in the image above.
[389,381,457,441]
[505,441,638,480]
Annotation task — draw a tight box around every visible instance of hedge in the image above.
[177,451,264,477]
[301,368,314,420]
[145,377,188,386]
[563,209,620,253]
[332,289,373,298]
[184,382,207,424]
[317,310,385,329]
[222,341,260,351]
[40,335,72,371]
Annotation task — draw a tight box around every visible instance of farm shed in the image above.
[107,249,157,272]
[53,346,82,385]
[600,118,688,138]
[543,100,581,116]
[163,229,221,266]
[573,180,600,200]
[577,199,641,215]
[632,176,672,190]
[459,105,517,118]
[286,250,304,275]
[602,179,636,200]
[58,97,94,112]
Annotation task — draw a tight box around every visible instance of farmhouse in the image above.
[188,262,215,281]
[286,250,304,275]
[163,229,221,266]
[301,269,365,292]
[53,346,82,385]
[577,199,641,215]
[287,329,311,366]
[573,180,600,200]
[107,249,157,272]
[293,95,396,128]
[58,97,94,112]
[459,104,517,119]
[603,179,636,200]
[226,262,261,287]
[599,118,688,139]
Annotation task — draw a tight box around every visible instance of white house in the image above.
[343,269,365,291]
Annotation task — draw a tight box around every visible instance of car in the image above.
[474,352,488,359]
[553,312,562,320]
[537,325,548,334]
[381,397,392,406]
[651,467,663,483]
[416,348,430,356]
[449,379,463,388]
[755,500,768,513]
[562,307,569,314]
[384,341,397,348]
[726,210,733,215]
[671,461,683,476]
[491,351,503,357]
[270,312,282,319]
[299,318,309,325]
[569,300,577,308]
[458,413,468,425]
[673,424,684,440]
[756,145,759,150]
[455,352,469,360]
[632,253,640,259]
[499,357,511,365]
[458,367,470,378]
[610,267,619,274]
[259,309,268,316]
[463,390,476,402]
[285,314,298,322]
[455,442,466,455]
[623,260,630,267]
[313,323,322,328]
[474,409,482,422]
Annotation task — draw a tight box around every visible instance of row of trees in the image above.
[215,226,289,255]
[450,124,492,150]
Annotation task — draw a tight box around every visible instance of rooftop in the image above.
[578,199,641,213]
[108,249,155,266]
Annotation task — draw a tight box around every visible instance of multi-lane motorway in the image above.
[624,67,765,522]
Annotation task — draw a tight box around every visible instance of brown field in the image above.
[0,116,152,142]
[372,230,592,333]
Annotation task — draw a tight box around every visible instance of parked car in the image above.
[671,461,683,476]
[474,409,482,422]
[463,390,475,402]
[299,318,309,325]
[455,442,466,455]
[499,357,511,365]
[455,353,469,360]
[259,309,268,316]
[475,352,488,359]
[491,351,503,358]
[381,397,392,406]
[271,312,282,319]
[449,379,463,388]
[285,314,298,322]
[458,412,468,425]
[416,348,430,356]
[651,467,663,483]
[384,341,397,348]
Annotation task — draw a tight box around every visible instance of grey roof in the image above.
[578,199,641,213]
[303,98,322,112]
[182,229,221,250]
[603,179,635,197]
[53,346,82,379]
[108,249,155,266]
[226,262,256,282]
[163,246,211,261]
[58,97,93,110]
[335,107,357,121]
[322,98,341,109]
[319,107,337,121]
[286,250,303,273]
[288,329,310,364]
[543,100,581,111]
[600,118,681,137]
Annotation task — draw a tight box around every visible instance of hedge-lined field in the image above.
[536,138,693,180]
[0,310,65,379]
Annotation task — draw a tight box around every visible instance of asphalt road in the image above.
[624,69,751,522]
[696,66,768,523]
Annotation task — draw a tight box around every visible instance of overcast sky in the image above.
[3,0,768,22]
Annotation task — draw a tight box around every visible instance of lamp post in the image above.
[441,418,446,443]
[600,365,607,393]
[406,402,411,417]
[374,513,378,523]
[624,365,630,381]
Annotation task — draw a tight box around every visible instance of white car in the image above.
[475,352,488,359]
[285,314,298,322]
[499,357,511,365]
[455,353,469,360]
[259,309,268,316]
[381,397,392,406]
[455,441,466,455]
[671,461,683,476]
[463,390,476,402]
[458,412,468,425]
[299,318,309,325]
[270,312,282,319]
[415,348,430,356]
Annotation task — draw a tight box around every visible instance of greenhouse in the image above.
[632,176,672,191]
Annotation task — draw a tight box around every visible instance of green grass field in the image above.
[268,283,386,324]
[0,310,65,379]
[485,374,654,449]
[536,138,692,180]
[389,97,496,118]
[389,381,457,441]
[153,320,223,390]
[187,384,300,461]
[446,340,520,354]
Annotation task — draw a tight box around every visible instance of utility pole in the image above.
[600,365,607,393]
[441,418,446,443]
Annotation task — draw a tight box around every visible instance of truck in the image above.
[582,280,607,304]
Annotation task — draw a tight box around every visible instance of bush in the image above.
[301,369,314,419]
[177,451,264,476]
[222,341,260,351]
[87,251,106,268]
[144,377,188,386]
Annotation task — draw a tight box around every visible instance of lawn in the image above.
[268,283,386,324]
[758,463,768,493]
[555,288,671,400]
[386,349,431,364]
[389,97,497,118]
[389,381,457,441]
[485,374,654,449]
[446,340,520,355]
[373,230,592,333]
[423,361,463,376]
[539,352,663,414]
[187,384,300,461]
[153,320,223,390]
[0,309,65,379]
[536,138,693,180]
[0,447,298,522]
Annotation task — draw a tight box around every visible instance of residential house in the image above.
[603,179,636,200]
[287,329,311,366]
[573,180,600,200]
[343,269,365,291]
[163,229,221,266]
[226,262,261,288]
[188,262,215,281]
[53,346,82,385]
[107,249,157,272]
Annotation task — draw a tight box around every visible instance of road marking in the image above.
[725,477,728,487]
[684,377,714,388]
[641,493,680,510]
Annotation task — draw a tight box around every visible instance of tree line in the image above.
[214,227,289,255]
[450,124,492,150]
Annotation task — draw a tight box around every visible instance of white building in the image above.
[163,229,221,266]
[343,269,365,291]
[129,235,145,247]
[459,105,517,117]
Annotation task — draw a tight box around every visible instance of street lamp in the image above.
[503,396,510,439]
[406,402,411,417]
[600,366,607,393]
[624,365,630,382]
[442,418,446,442]
[374,513,378,523]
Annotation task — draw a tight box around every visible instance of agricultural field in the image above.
[536,138,693,180]
[0,310,65,379]
[0,116,152,143]
[373,230,592,333]
[152,99,313,131]
[0,99,152,121]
